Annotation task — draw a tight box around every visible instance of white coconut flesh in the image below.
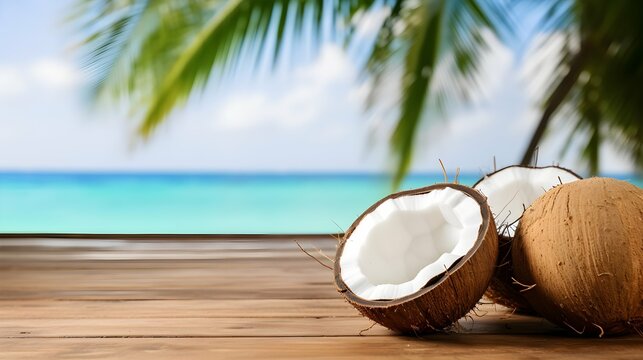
[474,167,579,238]
[339,188,483,301]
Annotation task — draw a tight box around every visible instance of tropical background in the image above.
[0,0,641,234]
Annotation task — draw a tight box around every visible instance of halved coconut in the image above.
[334,183,498,334]
[473,165,581,310]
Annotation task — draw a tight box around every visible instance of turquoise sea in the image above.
[0,172,640,234]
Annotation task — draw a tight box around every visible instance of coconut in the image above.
[512,178,643,336]
[473,165,581,310]
[334,183,498,334]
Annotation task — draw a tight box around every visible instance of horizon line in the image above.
[0,169,640,178]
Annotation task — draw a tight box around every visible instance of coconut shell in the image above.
[473,165,582,312]
[512,178,643,336]
[483,234,531,311]
[334,183,498,335]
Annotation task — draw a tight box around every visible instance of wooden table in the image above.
[0,236,640,359]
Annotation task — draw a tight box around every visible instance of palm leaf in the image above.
[524,0,643,174]
[73,0,377,134]
[364,0,510,188]
[73,0,511,186]
[390,1,445,188]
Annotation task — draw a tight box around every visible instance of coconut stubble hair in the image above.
[472,165,582,311]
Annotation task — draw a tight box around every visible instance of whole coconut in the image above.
[512,178,643,336]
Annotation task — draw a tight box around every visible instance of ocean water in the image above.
[0,172,640,234]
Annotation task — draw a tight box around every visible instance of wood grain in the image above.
[0,237,640,359]
[0,299,360,319]
[1,337,641,360]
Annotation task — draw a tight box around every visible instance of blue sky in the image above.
[0,1,635,175]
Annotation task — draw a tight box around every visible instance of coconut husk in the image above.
[513,177,643,336]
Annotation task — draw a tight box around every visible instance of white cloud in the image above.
[217,93,271,130]
[0,65,27,97]
[601,143,635,173]
[472,31,515,102]
[447,108,493,137]
[0,58,83,99]
[296,44,354,83]
[29,58,83,89]
[519,32,567,100]
[215,44,361,131]
[353,6,391,39]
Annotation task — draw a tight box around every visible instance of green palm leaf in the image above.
[365,0,510,188]
[73,0,511,187]
[521,0,643,174]
[73,0,376,133]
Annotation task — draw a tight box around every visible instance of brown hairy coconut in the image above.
[473,165,581,311]
[513,178,643,336]
[334,183,498,335]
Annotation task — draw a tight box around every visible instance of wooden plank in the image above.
[0,263,332,291]
[0,299,359,319]
[0,250,326,261]
[1,336,641,360]
[0,259,338,300]
[0,317,392,338]
[1,237,641,360]
[0,257,328,269]
[0,239,338,300]
[0,308,567,338]
[0,300,557,334]
[0,272,338,300]
[0,289,337,301]
[0,238,337,261]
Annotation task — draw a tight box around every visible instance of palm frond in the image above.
[74,0,218,105]
[524,0,643,173]
[73,0,378,135]
[390,1,445,189]
[73,0,512,186]
[363,0,510,188]
[74,0,150,98]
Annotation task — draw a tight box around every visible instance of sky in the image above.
[0,1,635,175]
